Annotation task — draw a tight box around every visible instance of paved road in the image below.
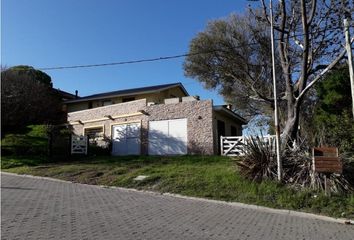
[1,173,353,240]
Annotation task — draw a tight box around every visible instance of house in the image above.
[64,83,247,155]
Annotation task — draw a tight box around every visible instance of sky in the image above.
[1,0,255,105]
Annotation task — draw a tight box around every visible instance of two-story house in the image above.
[64,82,247,155]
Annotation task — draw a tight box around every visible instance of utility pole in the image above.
[344,18,354,119]
[270,0,282,181]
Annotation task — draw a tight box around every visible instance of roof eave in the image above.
[64,83,189,104]
[213,106,248,125]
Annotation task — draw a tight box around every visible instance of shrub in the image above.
[235,136,277,182]
[236,136,354,193]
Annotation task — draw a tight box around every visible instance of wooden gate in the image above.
[71,135,88,155]
[221,135,276,156]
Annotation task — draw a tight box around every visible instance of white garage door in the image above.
[148,118,187,155]
[112,123,141,155]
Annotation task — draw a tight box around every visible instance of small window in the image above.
[88,101,93,109]
[122,97,135,102]
[231,126,237,136]
[102,100,112,106]
[84,127,104,144]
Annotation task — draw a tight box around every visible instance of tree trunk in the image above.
[281,104,301,147]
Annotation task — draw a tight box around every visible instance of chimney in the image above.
[75,90,78,98]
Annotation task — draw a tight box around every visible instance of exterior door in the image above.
[112,123,141,155]
[148,118,187,155]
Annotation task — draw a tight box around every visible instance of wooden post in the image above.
[324,174,328,196]
[324,173,332,197]
[220,136,224,156]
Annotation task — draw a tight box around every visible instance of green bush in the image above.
[235,136,277,181]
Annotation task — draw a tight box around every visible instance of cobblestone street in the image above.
[1,173,353,240]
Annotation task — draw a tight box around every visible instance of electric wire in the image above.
[38,24,353,71]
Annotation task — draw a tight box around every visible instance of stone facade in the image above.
[68,99,215,155]
[68,99,147,122]
[145,100,214,155]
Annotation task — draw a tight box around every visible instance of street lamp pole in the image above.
[270,0,282,181]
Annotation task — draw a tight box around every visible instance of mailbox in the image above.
[312,147,342,174]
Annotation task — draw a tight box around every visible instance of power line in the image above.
[39,51,214,71]
[40,53,195,70]
[38,25,352,71]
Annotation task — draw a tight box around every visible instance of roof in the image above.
[64,82,189,103]
[52,88,77,100]
[213,105,248,125]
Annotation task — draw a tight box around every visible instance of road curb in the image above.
[2,171,353,225]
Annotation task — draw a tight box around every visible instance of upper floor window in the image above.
[122,97,135,102]
[102,100,112,106]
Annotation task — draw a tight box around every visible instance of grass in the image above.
[1,155,353,218]
[1,125,48,155]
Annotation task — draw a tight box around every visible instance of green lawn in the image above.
[2,155,353,218]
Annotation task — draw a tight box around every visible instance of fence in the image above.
[71,135,88,155]
[220,135,276,156]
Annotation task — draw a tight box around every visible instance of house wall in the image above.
[68,99,215,155]
[145,99,214,155]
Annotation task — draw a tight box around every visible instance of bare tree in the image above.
[258,0,352,142]
[184,0,353,144]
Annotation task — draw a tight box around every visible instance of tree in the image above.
[313,65,354,152]
[5,65,53,87]
[1,66,64,132]
[184,0,353,144]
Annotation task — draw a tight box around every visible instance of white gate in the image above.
[148,118,187,155]
[71,135,88,155]
[112,123,141,156]
[221,135,276,156]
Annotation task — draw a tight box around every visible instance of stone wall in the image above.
[68,99,215,155]
[68,99,147,122]
[145,100,214,155]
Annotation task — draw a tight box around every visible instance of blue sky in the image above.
[2,0,254,105]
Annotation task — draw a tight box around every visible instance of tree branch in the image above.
[296,45,350,102]
[298,0,310,94]
[260,0,289,34]
[307,0,317,26]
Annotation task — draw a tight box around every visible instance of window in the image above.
[231,126,237,136]
[88,101,93,109]
[122,97,135,102]
[102,100,112,106]
[84,127,104,144]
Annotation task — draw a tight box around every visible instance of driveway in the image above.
[1,173,353,240]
